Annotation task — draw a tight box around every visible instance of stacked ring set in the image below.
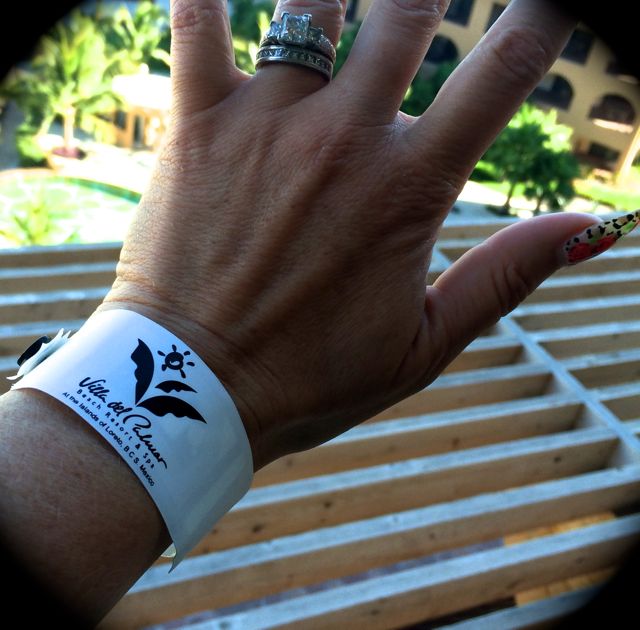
[255,12,337,81]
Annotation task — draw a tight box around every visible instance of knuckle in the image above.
[279,0,345,15]
[490,25,556,89]
[170,0,225,35]
[387,0,448,24]
[400,154,465,215]
[490,260,535,317]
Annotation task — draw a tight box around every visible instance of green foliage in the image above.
[402,61,458,116]
[233,11,270,74]
[97,1,171,74]
[524,147,579,213]
[483,103,578,212]
[230,0,274,42]
[1,3,172,157]
[15,128,48,167]
[0,10,122,151]
[334,23,360,76]
[0,187,78,246]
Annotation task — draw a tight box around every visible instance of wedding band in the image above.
[255,45,333,81]
[261,12,336,63]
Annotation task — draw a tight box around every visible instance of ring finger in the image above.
[253,0,348,99]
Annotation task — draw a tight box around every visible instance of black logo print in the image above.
[157,344,195,379]
[130,339,205,423]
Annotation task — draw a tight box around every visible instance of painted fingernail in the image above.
[564,210,640,265]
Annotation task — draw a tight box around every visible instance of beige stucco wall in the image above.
[351,0,640,173]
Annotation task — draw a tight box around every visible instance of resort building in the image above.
[348,0,640,181]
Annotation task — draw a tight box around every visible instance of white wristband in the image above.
[11,309,253,568]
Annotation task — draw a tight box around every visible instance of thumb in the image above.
[427,211,640,361]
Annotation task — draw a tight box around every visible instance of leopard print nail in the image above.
[565,210,640,265]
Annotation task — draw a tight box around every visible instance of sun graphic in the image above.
[157,344,195,379]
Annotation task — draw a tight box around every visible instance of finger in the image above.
[425,213,602,367]
[335,0,450,120]
[408,0,577,175]
[254,0,347,100]
[170,0,245,115]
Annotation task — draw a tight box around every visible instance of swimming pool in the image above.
[0,170,141,247]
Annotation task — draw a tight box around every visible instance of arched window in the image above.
[444,0,475,26]
[345,0,359,22]
[530,74,574,110]
[485,3,506,31]
[589,94,636,125]
[425,35,458,64]
[561,29,594,65]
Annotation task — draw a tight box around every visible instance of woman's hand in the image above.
[102,0,595,469]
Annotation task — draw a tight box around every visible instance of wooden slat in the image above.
[177,515,640,630]
[567,351,640,389]
[0,242,120,266]
[369,368,552,422]
[0,319,85,357]
[443,340,523,373]
[101,467,640,629]
[438,221,514,240]
[442,587,600,629]
[504,512,615,605]
[535,322,640,358]
[553,248,640,277]
[195,429,616,554]
[255,396,582,487]
[0,288,107,324]
[0,262,116,293]
[526,270,640,304]
[602,393,640,421]
[515,296,640,331]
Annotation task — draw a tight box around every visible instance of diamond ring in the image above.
[260,12,336,63]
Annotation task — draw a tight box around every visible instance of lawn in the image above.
[470,161,640,212]
[573,179,640,212]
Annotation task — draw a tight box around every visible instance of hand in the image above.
[102,0,595,469]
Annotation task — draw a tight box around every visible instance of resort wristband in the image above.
[10,309,254,569]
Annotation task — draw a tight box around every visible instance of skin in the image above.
[0,0,610,623]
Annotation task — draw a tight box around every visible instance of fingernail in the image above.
[564,210,640,266]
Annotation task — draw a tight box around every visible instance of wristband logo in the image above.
[130,339,206,423]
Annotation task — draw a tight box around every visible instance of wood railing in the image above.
[2,218,640,629]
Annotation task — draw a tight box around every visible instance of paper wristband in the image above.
[11,309,253,569]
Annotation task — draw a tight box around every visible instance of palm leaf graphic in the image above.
[131,339,154,404]
[156,380,197,394]
[138,396,206,423]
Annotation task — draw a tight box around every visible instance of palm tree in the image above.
[98,1,171,75]
[2,10,120,157]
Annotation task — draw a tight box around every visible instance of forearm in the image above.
[0,389,170,624]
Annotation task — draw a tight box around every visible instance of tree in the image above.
[483,103,577,213]
[401,60,458,117]
[525,147,579,214]
[98,1,171,74]
[232,11,270,75]
[230,0,274,42]
[1,10,121,157]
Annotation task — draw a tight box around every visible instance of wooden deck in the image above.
[2,218,640,628]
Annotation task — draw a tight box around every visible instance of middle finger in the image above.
[336,0,451,120]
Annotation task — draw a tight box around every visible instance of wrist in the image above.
[11,307,255,566]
